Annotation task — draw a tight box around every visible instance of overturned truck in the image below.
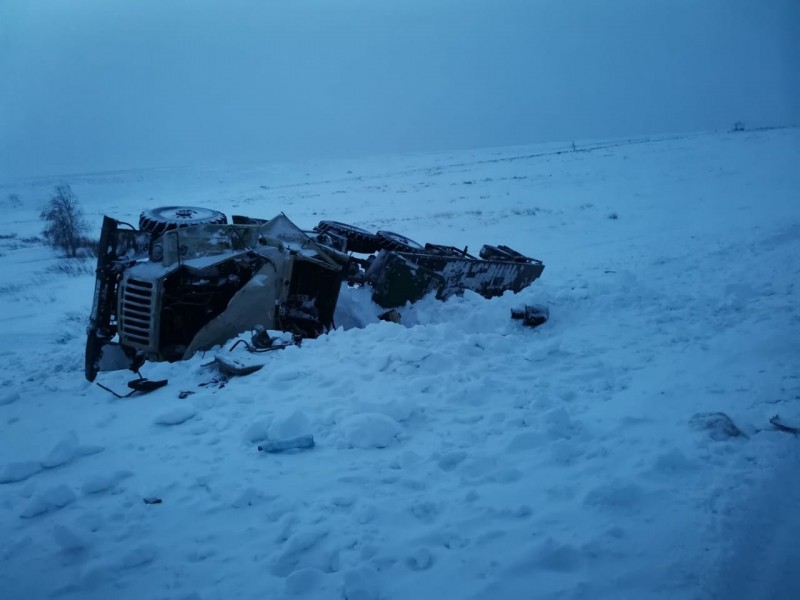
[85,207,544,381]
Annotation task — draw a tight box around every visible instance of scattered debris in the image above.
[143,497,162,505]
[511,305,549,328]
[198,376,226,390]
[689,412,746,440]
[769,415,799,436]
[257,435,316,454]
[178,390,195,399]
[227,327,297,354]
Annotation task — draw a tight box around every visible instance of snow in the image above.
[0,391,20,406]
[20,484,78,519]
[153,406,197,427]
[41,431,80,468]
[339,413,402,449]
[0,461,42,484]
[0,129,799,599]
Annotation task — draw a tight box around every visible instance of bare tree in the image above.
[40,184,89,257]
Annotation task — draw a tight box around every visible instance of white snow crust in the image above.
[0,130,799,599]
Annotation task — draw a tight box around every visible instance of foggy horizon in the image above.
[1,0,798,182]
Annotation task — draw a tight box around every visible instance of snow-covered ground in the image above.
[0,128,798,600]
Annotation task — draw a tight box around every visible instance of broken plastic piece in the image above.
[511,305,549,328]
[378,309,402,323]
[258,435,315,453]
[127,379,168,393]
[251,326,274,349]
[214,355,264,376]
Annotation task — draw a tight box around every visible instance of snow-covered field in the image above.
[1,128,798,600]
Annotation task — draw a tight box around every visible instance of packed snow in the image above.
[0,129,799,599]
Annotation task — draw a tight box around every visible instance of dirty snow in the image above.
[0,130,799,599]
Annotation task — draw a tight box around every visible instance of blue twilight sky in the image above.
[0,0,798,180]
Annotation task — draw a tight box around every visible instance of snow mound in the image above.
[0,461,42,484]
[340,413,402,449]
[41,431,79,468]
[81,470,133,495]
[0,391,20,406]
[284,567,327,596]
[52,525,88,552]
[154,406,197,426]
[268,409,312,440]
[121,544,158,569]
[20,485,77,518]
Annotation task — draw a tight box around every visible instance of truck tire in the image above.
[314,221,380,254]
[139,207,228,236]
[376,230,424,253]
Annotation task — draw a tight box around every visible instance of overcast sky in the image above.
[1,0,798,180]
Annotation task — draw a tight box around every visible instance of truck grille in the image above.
[119,277,156,349]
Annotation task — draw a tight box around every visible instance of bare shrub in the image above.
[76,236,99,257]
[0,283,24,295]
[512,208,539,216]
[45,260,96,277]
[56,311,89,345]
[40,184,90,257]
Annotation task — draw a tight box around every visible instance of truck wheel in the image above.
[139,207,228,236]
[376,230,424,253]
[314,221,380,254]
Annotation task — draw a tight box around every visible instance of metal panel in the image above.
[118,277,158,352]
